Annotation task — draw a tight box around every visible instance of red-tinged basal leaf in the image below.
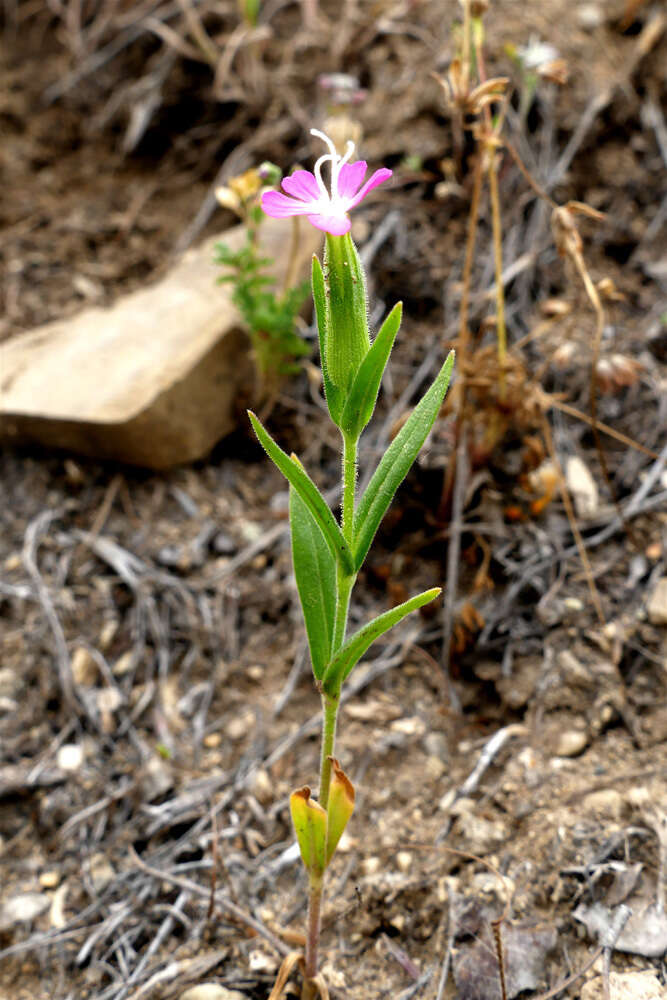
[326,757,355,864]
[290,787,327,878]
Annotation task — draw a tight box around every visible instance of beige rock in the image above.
[581,971,663,1000]
[180,987,246,1000]
[0,892,50,930]
[646,576,667,626]
[583,789,624,821]
[0,219,321,469]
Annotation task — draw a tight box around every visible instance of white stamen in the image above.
[310,128,356,204]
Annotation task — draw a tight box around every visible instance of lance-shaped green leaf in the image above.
[326,758,355,865]
[322,587,441,696]
[340,302,402,439]
[248,411,354,574]
[290,786,327,878]
[353,352,455,571]
[312,255,343,426]
[290,487,336,680]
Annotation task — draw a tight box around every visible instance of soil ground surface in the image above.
[1,2,666,999]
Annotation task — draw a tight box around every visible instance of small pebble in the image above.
[390,716,425,737]
[362,856,381,876]
[583,789,624,821]
[0,892,50,930]
[39,871,60,889]
[396,851,412,873]
[0,668,21,697]
[566,455,599,519]
[57,744,84,772]
[577,4,604,31]
[180,987,246,1000]
[581,971,662,1000]
[252,768,273,805]
[89,853,114,892]
[99,619,118,651]
[71,646,96,686]
[646,577,667,626]
[112,650,133,676]
[423,731,449,762]
[204,732,222,748]
[555,729,588,758]
[227,712,252,741]
[425,755,446,780]
[248,950,276,974]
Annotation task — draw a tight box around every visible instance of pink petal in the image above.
[281,169,321,203]
[307,212,351,236]
[261,190,316,219]
[347,167,392,209]
[337,161,367,199]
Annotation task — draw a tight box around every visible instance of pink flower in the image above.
[261,129,392,236]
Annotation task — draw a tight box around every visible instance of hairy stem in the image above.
[318,693,339,810]
[332,431,357,653]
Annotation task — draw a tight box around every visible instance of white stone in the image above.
[577,5,604,31]
[0,892,50,930]
[0,220,321,469]
[180,987,246,1000]
[57,743,84,772]
[566,455,599,519]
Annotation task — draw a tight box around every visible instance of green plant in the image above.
[215,164,311,390]
[215,232,310,378]
[258,129,454,1000]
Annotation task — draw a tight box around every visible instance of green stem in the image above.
[318,692,339,810]
[341,431,357,542]
[331,431,358,655]
[307,430,359,992]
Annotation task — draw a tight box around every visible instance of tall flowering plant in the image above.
[253,130,454,998]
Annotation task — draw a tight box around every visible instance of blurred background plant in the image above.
[214,164,310,401]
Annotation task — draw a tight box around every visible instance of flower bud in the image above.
[324,233,371,399]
